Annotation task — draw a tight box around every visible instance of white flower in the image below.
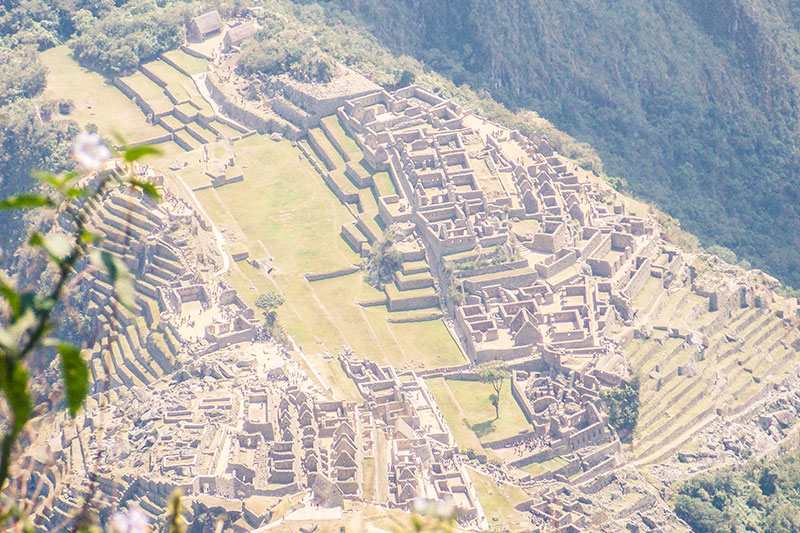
[73,131,112,170]
[110,505,150,533]
[411,497,456,519]
[434,498,455,519]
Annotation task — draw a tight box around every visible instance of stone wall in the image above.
[270,96,315,130]
[204,75,301,139]
[304,266,360,282]
[462,269,538,293]
[454,259,529,280]
[306,130,337,171]
[534,250,577,279]
[385,290,440,312]
[321,119,352,162]
[624,257,653,299]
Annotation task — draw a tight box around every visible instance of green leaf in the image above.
[128,179,161,199]
[32,171,62,188]
[0,275,20,318]
[79,230,98,244]
[58,343,88,416]
[34,171,78,191]
[65,187,89,198]
[0,362,32,432]
[30,232,72,263]
[124,145,162,162]
[99,252,136,311]
[0,195,54,210]
[0,309,37,350]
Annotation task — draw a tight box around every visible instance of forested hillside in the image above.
[335,0,800,287]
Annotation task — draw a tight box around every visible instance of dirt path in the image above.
[168,172,229,277]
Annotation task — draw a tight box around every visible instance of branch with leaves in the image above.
[0,133,161,526]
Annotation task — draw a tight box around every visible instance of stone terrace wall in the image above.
[204,74,301,139]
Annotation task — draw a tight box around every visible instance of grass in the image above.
[150,140,187,161]
[521,456,569,477]
[446,379,532,442]
[40,46,166,143]
[633,275,663,309]
[161,49,209,75]
[142,59,214,114]
[210,120,245,139]
[194,136,463,376]
[362,458,376,501]
[425,377,486,454]
[373,171,397,197]
[469,469,531,531]
[321,115,362,161]
[309,127,346,168]
[119,71,173,115]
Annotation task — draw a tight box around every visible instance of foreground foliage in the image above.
[0,136,160,528]
[674,453,800,532]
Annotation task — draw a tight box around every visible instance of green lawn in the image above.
[633,275,663,309]
[119,71,173,115]
[142,59,214,114]
[217,135,357,272]
[446,379,532,442]
[373,171,397,197]
[521,456,569,477]
[194,136,463,371]
[210,120,245,139]
[40,46,166,143]
[146,141,188,164]
[321,115,362,161]
[425,377,486,454]
[469,469,531,531]
[161,49,209,75]
[310,127,346,168]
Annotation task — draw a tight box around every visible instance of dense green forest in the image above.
[674,452,800,532]
[332,0,800,287]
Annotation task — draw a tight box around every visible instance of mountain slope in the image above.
[333,0,800,286]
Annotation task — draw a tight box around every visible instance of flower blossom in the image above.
[109,505,150,533]
[411,497,456,519]
[73,131,112,170]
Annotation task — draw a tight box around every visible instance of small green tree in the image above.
[364,226,402,289]
[255,290,285,333]
[476,362,509,419]
[488,393,500,420]
[600,377,640,439]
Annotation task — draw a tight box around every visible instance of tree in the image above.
[759,464,779,496]
[255,291,285,333]
[397,68,416,88]
[476,362,509,419]
[600,377,640,439]
[488,393,499,420]
[0,45,47,107]
[364,226,402,288]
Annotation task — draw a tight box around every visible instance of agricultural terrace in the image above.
[194,134,466,372]
[41,46,167,144]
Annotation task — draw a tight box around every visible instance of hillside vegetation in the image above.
[674,452,800,532]
[333,0,800,287]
